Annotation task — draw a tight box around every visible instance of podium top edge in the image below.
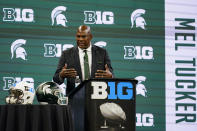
[67,78,138,97]
[89,78,138,83]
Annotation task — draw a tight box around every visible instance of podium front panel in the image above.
[69,78,136,131]
[86,79,136,131]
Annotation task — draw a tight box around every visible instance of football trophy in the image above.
[99,102,126,131]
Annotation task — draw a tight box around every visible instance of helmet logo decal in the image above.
[43,85,52,95]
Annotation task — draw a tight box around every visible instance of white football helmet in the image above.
[6,81,35,104]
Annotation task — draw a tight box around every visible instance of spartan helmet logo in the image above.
[11,39,27,60]
[135,76,147,97]
[51,6,67,27]
[62,44,74,51]
[130,9,146,30]
[94,41,107,48]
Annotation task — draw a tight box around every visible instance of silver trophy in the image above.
[99,102,126,130]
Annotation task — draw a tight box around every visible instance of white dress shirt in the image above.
[78,44,92,80]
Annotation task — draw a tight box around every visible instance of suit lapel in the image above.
[74,47,82,79]
[91,45,96,77]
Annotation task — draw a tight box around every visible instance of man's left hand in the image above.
[95,64,112,78]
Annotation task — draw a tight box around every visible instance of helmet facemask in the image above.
[6,81,35,105]
[6,88,24,104]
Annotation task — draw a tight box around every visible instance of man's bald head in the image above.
[76,25,92,49]
[77,25,91,34]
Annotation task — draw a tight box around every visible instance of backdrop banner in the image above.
[0,0,196,131]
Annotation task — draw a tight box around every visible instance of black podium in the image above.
[68,78,137,131]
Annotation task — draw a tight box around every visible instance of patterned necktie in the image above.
[84,50,90,80]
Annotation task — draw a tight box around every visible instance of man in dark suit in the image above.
[53,25,113,94]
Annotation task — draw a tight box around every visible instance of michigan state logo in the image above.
[51,6,68,27]
[130,9,146,30]
[94,41,107,48]
[135,76,147,97]
[11,39,27,60]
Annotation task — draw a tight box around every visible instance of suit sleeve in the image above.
[53,51,67,84]
[104,49,114,77]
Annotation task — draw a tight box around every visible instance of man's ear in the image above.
[89,33,93,40]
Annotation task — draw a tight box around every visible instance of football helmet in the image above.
[36,81,67,105]
[6,81,35,104]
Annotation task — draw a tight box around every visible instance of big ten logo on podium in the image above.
[91,81,134,100]
[3,77,34,90]
[44,44,74,57]
[124,46,153,60]
[84,11,114,24]
[3,8,34,22]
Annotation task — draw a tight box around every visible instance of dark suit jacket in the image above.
[53,45,114,94]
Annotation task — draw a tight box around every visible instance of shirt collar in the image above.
[78,43,92,52]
